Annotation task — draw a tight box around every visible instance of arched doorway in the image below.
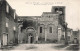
[18,19,37,44]
[26,27,36,44]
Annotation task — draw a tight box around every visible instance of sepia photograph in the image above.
[0,0,80,51]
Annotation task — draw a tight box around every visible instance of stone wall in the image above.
[0,0,18,45]
[38,13,59,42]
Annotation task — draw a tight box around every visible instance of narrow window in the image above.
[59,8,63,14]
[6,23,8,27]
[40,27,42,33]
[13,26,16,30]
[6,4,9,13]
[14,12,15,19]
[49,27,52,33]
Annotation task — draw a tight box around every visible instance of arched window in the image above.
[6,4,9,13]
[55,8,58,12]
[59,8,63,14]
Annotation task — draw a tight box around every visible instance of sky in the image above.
[6,0,80,30]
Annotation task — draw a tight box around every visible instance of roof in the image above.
[52,6,65,8]
[18,16,41,18]
[73,31,79,33]
[42,12,58,14]
[19,16,41,17]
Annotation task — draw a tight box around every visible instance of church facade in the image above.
[18,6,67,43]
[37,6,66,43]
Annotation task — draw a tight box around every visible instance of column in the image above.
[58,28,62,43]
[18,24,23,43]
[65,23,68,45]
[45,25,47,42]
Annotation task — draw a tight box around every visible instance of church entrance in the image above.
[26,27,35,44]
[28,33,34,43]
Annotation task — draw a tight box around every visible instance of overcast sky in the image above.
[6,0,80,30]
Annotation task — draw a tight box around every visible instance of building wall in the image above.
[38,13,59,41]
[0,1,7,45]
[0,0,6,35]
[18,17,38,43]
[51,6,65,23]
[17,6,66,43]
[47,24,58,40]
[38,25,45,39]
[6,17,15,44]
[0,0,18,45]
[51,6,66,43]
[67,28,73,43]
[0,1,2,47]
[18,24,23,43]
[58,24,65,43]
[72,31,79,43]
[70,29,73,42]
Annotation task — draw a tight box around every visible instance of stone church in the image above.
[18,6,67,43]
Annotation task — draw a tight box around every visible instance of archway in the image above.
[26,27,36,44]
[18,19,37,44]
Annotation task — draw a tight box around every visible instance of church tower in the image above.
[51,6,65,25]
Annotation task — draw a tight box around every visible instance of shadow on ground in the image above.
[51,44,68,50]
[26,45,37,50]
[0,46,14,50]
[65,45,79,51]
[0,44,19,50]
[51,44,79,51]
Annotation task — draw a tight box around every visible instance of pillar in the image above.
[65,23,68,45]
[18,24,23,43]
[45,25,47,42]
[58,28,62,43]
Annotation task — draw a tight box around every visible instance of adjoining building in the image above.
[18,6,68,44]
[72,30,79,44]
[67,28,73,43]
[67,28,80,44]
[0,0,18,47]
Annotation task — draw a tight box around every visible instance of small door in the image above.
[30,37,33,43]
[28,35,33,43]
[3,34,8,45]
